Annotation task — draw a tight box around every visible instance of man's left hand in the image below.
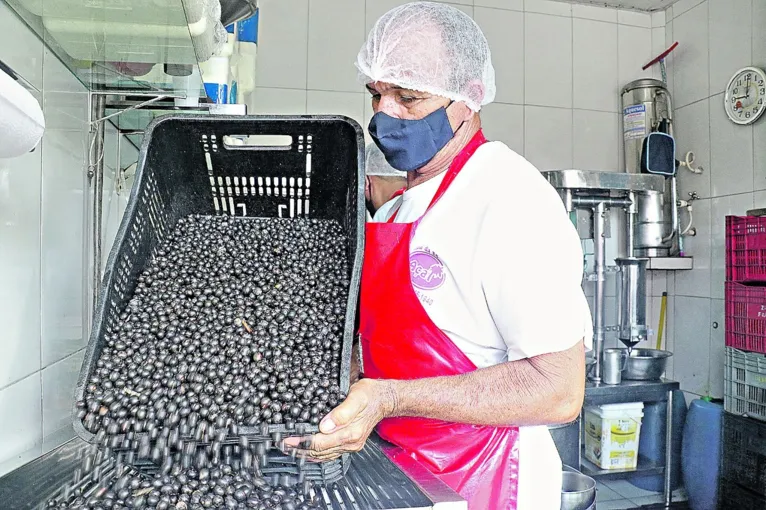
[282,378,397,462]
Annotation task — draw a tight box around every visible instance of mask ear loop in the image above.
[445,100,467,134]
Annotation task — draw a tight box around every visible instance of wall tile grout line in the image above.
[305,0,310,112]
[570,10,574,167]
[39,47,46,448]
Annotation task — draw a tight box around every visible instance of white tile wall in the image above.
[617,10,651,28]
[306,91,365,127]
[664,0,764,400]
[572,4,617,22]
[674,198,711,298]
[524,12,572,108]
[307,0,365,93]
[0,373,42,477]
[41,128,87,367]
[366,0,473,32]
[755,119,766,191]
[524,106,573,170]
[573,110,619,171]
[524,0,571,16]
[674,100,711,199]
[710,193,753,299]
[755,0,766,69]
[709,298,724,398]
[474,7,524,105]
[755,191,766,214]
[573,19,618,112]
[671,2,709,108]
[248,88,307,115]
[480,103,524,154]
[708,0,752,96]
[709,93,754,197]
[42,349,84,440]
[0,6,90,470]
[617,25,653,90]
[0,146,42,388]
[670,0,706,20]
[673,296,711,396]
[475,0,523,10]
[255,0,309,89]
[252,0,655,183]
[664,19,675,99]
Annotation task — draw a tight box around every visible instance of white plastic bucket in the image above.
[584,402,644,470]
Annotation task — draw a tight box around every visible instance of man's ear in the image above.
[464,80,486,111]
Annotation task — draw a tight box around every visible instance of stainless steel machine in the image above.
[543,78,692,383]
[544,171,670,381]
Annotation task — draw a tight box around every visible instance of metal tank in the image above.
[621,79,676,257]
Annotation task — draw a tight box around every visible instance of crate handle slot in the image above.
[222,135,293,150]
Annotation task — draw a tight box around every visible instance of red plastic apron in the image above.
[359,131,520,510]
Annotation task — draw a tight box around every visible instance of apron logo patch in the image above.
[410,250,445,290]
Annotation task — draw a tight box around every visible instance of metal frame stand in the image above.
[581,380,680,508]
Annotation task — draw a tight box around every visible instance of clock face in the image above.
[724,67,766,125]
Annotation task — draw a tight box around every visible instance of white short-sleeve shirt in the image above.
[371,140,593,510]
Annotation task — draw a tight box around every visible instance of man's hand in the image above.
[282,378,396,462]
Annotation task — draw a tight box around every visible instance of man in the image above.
[364,143,407,220]
[285,3,592,509]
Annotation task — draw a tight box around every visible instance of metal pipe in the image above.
[563,189,574,212]
[664,389,674,506]
[90,90,187,98]
[90,94,106,313]
[626,191,636,257]
[571,196,633,208]
[662,177,679,246]
[592,202,606,383]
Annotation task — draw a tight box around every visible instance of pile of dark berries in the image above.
[75,215,349,475]
[46,453,322,510]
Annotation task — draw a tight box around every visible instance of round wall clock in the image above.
[724,66,766,125]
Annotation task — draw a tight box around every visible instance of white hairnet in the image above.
[356,1,496,112]
[365,143,407,178]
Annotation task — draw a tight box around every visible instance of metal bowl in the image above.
[561,471,596,510]
[622,348,672,380]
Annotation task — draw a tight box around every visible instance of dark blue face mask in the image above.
[368,105,456,172]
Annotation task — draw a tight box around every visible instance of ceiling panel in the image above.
[556,0,681,12]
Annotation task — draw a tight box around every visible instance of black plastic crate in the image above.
[722,412,766,497]
[73,115,365,480]
[719,479,766,509]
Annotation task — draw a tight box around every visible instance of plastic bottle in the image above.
[199,25,235,104]
[235,10,258,104]
[681,397,723,510]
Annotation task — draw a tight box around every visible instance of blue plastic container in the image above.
[681,398,723,510]
[627,389,687,492]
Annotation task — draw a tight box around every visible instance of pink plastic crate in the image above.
[726,282,766,355]
[727,216,766,283]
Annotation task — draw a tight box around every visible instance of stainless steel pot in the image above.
[561,471,597,510]
[622,348,672,380]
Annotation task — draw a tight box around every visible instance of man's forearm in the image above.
[382,341,585,427]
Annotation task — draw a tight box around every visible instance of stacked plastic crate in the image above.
[723,216,766,508]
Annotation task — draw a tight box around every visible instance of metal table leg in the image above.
[664,389,673,507]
